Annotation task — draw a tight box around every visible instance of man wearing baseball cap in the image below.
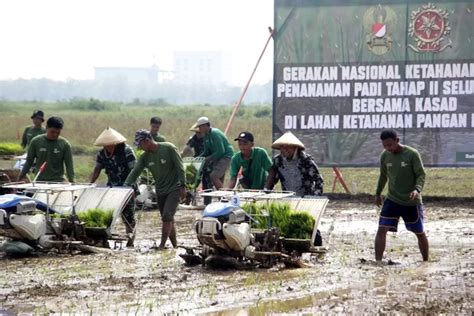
[124,129,186,250]
[21,110,46,149]
[191,116,234,193]
[227,131,272,190]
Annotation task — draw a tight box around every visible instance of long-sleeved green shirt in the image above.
[21,126,46,148]
[124,142,185,195]
[201,128,234,161]
[20,135,75,182]
[376,145,426,206]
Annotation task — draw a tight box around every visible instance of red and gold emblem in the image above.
[364,6,397,55]
[408,3,452,53]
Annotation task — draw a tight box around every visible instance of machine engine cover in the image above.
[203,202,241,218]
[9,214,46,240]
[222,222,250,251]
[227,209,247,224]
[195,218,229,250]
[16,200,36,214]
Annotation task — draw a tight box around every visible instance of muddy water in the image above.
[0,201,473,314]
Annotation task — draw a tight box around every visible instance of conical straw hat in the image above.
[94,127,127,146]
[271,131,305,150]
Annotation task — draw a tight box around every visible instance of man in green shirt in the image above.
[191,116,233,191]
[375,129,428,263]
[21,110,46,149]
[124,129,186,250]
[150,117,166,142]
[227,132,272,190]
[18,116,75,183]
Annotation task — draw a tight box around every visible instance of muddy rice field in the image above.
[0,198,473,314]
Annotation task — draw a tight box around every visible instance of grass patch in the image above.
[0,102,472,198]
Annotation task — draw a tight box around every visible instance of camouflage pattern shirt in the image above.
[96,143,136,186]
[271,151,324,196]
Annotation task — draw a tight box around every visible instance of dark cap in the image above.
[31,110,45,121]
[234,131,254,142]
[134,129,152,146]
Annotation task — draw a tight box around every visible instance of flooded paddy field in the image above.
[0,199,473,314]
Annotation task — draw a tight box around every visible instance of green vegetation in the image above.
[0,101,472,198]
[242,202,315,239]
[0,143,24,155]
[77,208,114,228]
[185,164,198,190]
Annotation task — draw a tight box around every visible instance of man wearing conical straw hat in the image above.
[89,127,137,247]
[265,131,324,246]
[265,131,324,197]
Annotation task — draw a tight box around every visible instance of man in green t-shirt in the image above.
[18,116,75,183]
[150,116,166,142]
[21,110,46,149]
[227,131,272,190]
[124,129,186,250]
[191,116,233,192]
[375,129,428,263]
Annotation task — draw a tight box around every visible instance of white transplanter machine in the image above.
[180,189,328,268]
[0,182,134,255]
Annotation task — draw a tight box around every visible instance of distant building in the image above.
[173,51,232,86]
[94,65,172,83]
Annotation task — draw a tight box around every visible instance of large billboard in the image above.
[273,0,474,166]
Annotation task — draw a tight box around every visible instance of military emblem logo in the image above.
[364,6,397,55]
[408,3,452,53]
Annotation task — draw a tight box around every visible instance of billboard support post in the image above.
[331,167,351,194]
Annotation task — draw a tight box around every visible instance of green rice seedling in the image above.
[0,142,24,155]
[283,212,315,240]
[242,202,314,239]
[185,164,198,190]
[77,208,114,228]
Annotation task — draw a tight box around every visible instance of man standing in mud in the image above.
[21,110,46,149]
[191,116,234,192]
[124,130,186,249]
[375,129,429,262]
[150,116,166,142]
[18,116,75,183]
[89,127,137,247]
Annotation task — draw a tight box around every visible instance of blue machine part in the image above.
[0,194,56,213]
[202,201,240,218]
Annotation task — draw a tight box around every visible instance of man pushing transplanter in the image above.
[124,130,186,250]
[374,129,429,263]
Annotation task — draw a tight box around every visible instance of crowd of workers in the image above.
[15,109,429,263]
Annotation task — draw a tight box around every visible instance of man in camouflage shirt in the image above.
[265,132,323,196]
[89,127,137,247]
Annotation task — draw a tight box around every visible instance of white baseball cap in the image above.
[190,116,210,130]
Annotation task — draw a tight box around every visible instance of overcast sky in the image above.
[0,0,274,86]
